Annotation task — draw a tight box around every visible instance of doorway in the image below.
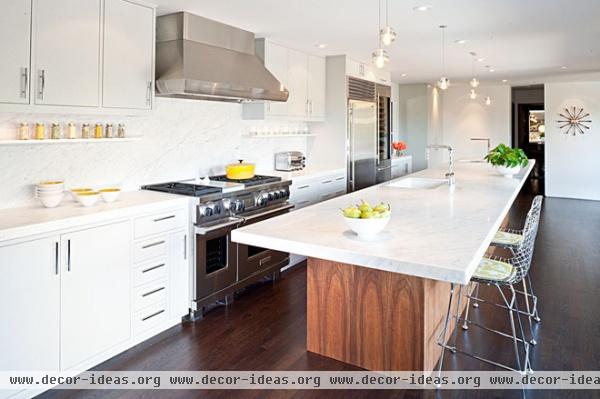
[512,86,545,193]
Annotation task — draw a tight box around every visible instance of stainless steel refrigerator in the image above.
[347,77,392,192]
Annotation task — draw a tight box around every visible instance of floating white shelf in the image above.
[0,137,142,146]
[244,134,316,138]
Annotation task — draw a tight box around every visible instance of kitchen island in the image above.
[231,162,534,371]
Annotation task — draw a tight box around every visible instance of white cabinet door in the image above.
[33,0,101,106]
[169,229,190,319]
[264,41,288,117]
[60,221,131,370]
[0,0,31,104]
[103,0,154,109]
[0,237,60,372]
[307,55,325,120]
[287,49,308,118]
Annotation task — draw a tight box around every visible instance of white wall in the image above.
[395,84,429,171]
[545,82,600,201]
[0,98,308,209]
[440,84,511,161]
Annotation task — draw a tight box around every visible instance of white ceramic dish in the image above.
[37,181,64,190]
[70,188,94,200]
[343,214,391,238]
[38,193,64,208]
[99,188,121,202]
[76,192,100,207]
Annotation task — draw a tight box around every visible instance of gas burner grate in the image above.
[142,182,222,197]
[208,174,281,186]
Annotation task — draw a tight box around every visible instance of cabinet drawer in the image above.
[134,279,168,312]
[134,209,185,239]
[133,235,168,263]
[293,198,314,209]
[133,259,168,287]
[133,300,168,335]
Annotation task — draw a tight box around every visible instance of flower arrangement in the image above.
[392,141,407,156]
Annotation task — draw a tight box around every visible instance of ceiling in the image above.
[154,0,600,84]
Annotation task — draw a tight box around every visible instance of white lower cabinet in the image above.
[60,221,131,370]
[169,229,190,319]
[289,170,347,209]
[0,237,60,372]
[391,156,413,179]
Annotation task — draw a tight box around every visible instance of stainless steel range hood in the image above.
[156,12,289,103]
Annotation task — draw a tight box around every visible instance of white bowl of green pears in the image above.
[341,200,391,238]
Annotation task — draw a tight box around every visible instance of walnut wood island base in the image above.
[306,257,467,372]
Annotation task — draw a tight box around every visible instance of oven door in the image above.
[194,218,240,300]
[237,204,293,281]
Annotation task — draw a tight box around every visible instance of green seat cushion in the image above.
[473,258,515,282]
[492,231,523,247]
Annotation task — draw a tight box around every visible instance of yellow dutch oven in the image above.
[226,160,256,180]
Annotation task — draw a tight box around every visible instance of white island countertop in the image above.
[232,162,535,284]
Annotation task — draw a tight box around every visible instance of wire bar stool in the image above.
[465,196,543,345]
[436,196,543,378]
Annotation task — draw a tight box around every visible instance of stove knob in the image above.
[268,192,274,201]
[282,188,290,198]
[238,201,246,211]
[202,206,213,216]
[214,204,222,214]
[273,191,280,199]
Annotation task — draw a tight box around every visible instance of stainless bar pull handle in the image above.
[20,67,28,98]
[67,239,71,272]
[259,256,272,267]
[321,180,333,184]
[183,234,187,260]
[37,70,45,100]
[142,309,165,321]
[153,215,175,222]
[142,287,165,297]
[297,185,309,190]
[142,240,165,249]
[146,82,152,106]
[54,242,59,275]
[142,263,165,273]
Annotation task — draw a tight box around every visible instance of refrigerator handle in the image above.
[348,104,355,192]
[373,103,379,165]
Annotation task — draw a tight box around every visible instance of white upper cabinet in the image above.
[103,0,154,110]
[0,237,60,372]
[0,0,32,105]
[33,0,102,107]
[307,55,326,120]
[60,221,131,370]
[261,40,288,117]
[287,49,309,118]
[243,39,326,122]
[346,57,390,85]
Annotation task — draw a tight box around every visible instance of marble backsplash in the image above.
[0,98,307,209]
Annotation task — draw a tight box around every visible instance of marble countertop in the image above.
[233,161,535,284]
[0,191,189,242]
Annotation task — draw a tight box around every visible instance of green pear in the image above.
[358,200,372,213]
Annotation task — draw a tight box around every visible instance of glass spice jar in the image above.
[81,123,91,139]
[35,123,45,140]
[117,123,126,138]
[50,123,62,139]
[67,122,77,139]
[94,123,103,139]
[18,123,29,140]
[105,123,114,138]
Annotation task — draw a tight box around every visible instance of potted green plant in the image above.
[484,144,529,177]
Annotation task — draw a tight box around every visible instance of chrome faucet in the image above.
[470,137,491,154]
[426,144,455,186]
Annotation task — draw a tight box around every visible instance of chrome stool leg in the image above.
[462,282,474,330]
[451,284,464,351]
[527,274,541,323]
[472,283,480,308]
[497,284,523,373]
[520,279,537,345]
[436,283,455,387]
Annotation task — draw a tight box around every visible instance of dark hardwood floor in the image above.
[41,184,600,399]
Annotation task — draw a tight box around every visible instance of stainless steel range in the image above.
[142,174,292,320]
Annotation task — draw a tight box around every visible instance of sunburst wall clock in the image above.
[556,106,592,136]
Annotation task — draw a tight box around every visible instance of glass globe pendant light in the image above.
[379,0,396,46]
[485,96,492,106]
[437,25,450,90]
[470,78,480,88]
[469,89,478,100]
[372,0,390,69]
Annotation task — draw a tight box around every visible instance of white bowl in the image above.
[38,193,64,208]
[343,214,391,238]
[495,165,521,178]
[70,188,94,200]
[36,189,64,198]
[37,181,64,190]
[76,192,100,207]
[99,188,121,202]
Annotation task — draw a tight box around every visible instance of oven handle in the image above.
[194,218,243,235]
[239,203,295,223]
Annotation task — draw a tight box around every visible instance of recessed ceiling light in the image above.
[477,58,484,62]
[488,68,495,72]
[316,43,327,49]
[413,5,432,11]
[560,65,568,69]
[454,39,467,45]
[502,79,508,83]
[401,73,408,77]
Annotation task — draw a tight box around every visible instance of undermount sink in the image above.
[387,177,448,189]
